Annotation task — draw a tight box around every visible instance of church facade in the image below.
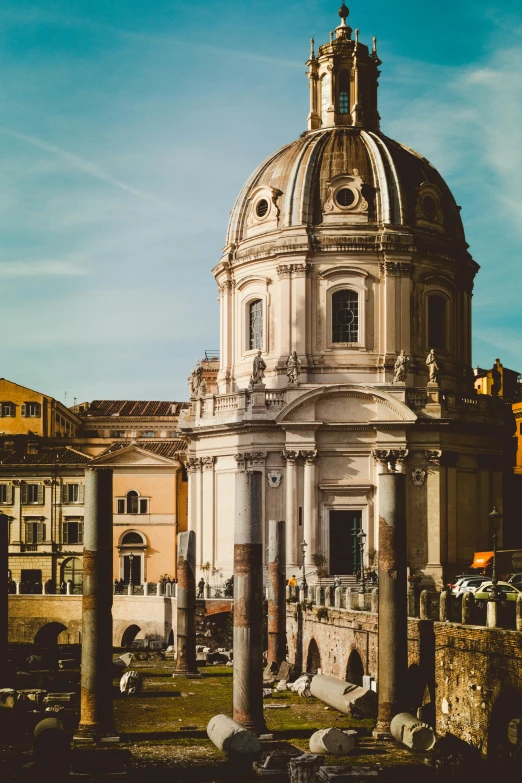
[181,5,507,588]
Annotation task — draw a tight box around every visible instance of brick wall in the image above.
[287,604,522,755]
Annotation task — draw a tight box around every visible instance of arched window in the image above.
[127,490,139,514]
[121,531,145,545]
[321,73,330,124]
[249,299,263,350]
[428,294,447,351]
[61,557,83,589]
[338,70,350,114]
[332,290,359,343]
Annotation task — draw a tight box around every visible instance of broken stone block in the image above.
[390,712,437,751]
[276,680,288,692]
[33,717,70,773]
[57,659,75,670]
[318,767,379,781]
[309,728,357,756]
[290,675,312,697]
[277,660,299,683]
[17,689,47,706]
[0,689,16,709]
[263,688,273,698]
[310,675,377,717]
[120,670,143,696]
[207,714,262,759]
[264,661,279,678]
[226,661,234,667]
[508,718,522,745]
[207,651,229,664]
[288,754,324,783]
[44,693,75,705]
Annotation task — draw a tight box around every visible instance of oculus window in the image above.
[428,295,447,351]
[249,299,263,350]
[332,290,359,343]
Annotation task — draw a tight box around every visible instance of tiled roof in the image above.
[86,401,189,417]
[96,440,187,459]
[0,441,91,465]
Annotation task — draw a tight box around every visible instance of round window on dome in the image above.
[335,187,356,208]
[256,199,269,218]
[422,194,439,219]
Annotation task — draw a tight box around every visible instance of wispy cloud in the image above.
[0,126,185,214]
[0,259,88,278]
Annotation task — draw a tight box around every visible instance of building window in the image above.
[121,531,145,545]
[0,402,15,417]
[141,431,156,438]
[21,402,41,418]
[111,431,126,438]
[26,520,45,544]
[0,484,13,504]
[63,519,83,545]
[125,491,148,515]
[22,483,44,505]
[338,70,350,114]
[61,557,83,589]
[332,290,359,343]
[428,294,447,351]
[63,484,83,504]
[117,499,125,514]
[249,299,263,350]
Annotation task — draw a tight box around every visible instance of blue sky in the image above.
[1,0,521,403]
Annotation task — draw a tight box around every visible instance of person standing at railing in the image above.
[197,577,205,598]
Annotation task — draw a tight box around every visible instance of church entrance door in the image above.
[329,510,362,575]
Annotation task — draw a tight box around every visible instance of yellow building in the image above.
[474,359,520,399]
[92,440,188,583]
[0,378,81,437]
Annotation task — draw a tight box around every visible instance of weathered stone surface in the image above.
[57,659,75,670]
[33,717,70,770]
[390,712,437,751]
[317,767,379,781]
[310,675,376,717]
[288,753,324,783]
[290,674,312,697]
[276,680,288,692]
[277,660,299,683]
[309,728,357,755]
[120,670,143,696]
[207,713,262,759]
[0,688,16,708]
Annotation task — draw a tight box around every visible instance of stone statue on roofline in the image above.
[426,349,440,385]
[188,364,203,398]
[286,351,301,385]
[250,350,266,386]
[393,350,410,384]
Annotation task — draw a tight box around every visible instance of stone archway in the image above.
[346,648,364,686]
[487,687,522,765]
[34,622,68,645]
[306,638,321,673]
[121,624,141,648]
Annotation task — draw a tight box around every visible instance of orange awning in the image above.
[471,552,493,569]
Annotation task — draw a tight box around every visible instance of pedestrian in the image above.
[333,575,341,589]
[197,577,205,598]
[288,575,297,587]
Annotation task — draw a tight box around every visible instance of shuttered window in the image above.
[0,402,15,417]
[0,484,13,504]
[26,520,45,543]
[22,484,44,505]
[21,402,41,418]
[63,519,83,544]
[63,484,84,504]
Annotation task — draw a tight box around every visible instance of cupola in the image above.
[307,3,381,131]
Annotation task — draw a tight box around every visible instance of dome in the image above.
[226,127,466,247]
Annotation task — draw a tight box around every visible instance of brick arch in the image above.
[306,638,321,673]
[34,622,68,645]
[487,687,522,765]
[121,624,141,647]
[345,647,364,685]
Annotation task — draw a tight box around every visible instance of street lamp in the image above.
[358,529,367,593]
[129,552,134,594]
[300,540,308,592]
[489,506,502,602]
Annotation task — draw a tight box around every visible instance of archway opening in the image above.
[306,638,321,674]
[34,622,68,645]
[167,629,174,647]
[346,649,364,686]
[121,624,141,648]
[61,557,83,591]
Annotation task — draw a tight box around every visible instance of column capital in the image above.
[201,456,216,471]
[301,450,318,465]
[235,451,267,467]
[282,450,299,465]
[425,450,443,466]
[372,449,408,471]
[277,264,293,279]
[187,457,202,473]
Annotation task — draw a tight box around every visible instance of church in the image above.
[180,4,507,588]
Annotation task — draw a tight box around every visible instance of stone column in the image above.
[75,468,116,743]
[302,451,318,573]
[174,530,200,677]
[233,470,266,732]
[0,514,8,685]
[201,457,216,568]
[283,451,299,570]
[186,458,200,535]
[425,451,445,588]
[267,520,286,668]
[373,451,408,737]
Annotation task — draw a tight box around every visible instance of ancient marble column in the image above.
[373,450,408,737]
[233,470,266,732]
[0,514,8,685]
[267,520,286,668]
[75,467,116,742]
[173,530,199,676]
[283,451,298,570]
[302,451,318,572]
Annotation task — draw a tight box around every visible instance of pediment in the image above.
[93,446,178,466]
[277,385,417,425]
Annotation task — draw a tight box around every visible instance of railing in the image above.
[406,390,428,409]
[265,391,286,408]
[214,394,240,413]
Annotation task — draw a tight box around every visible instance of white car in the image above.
[452,576,488,596]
